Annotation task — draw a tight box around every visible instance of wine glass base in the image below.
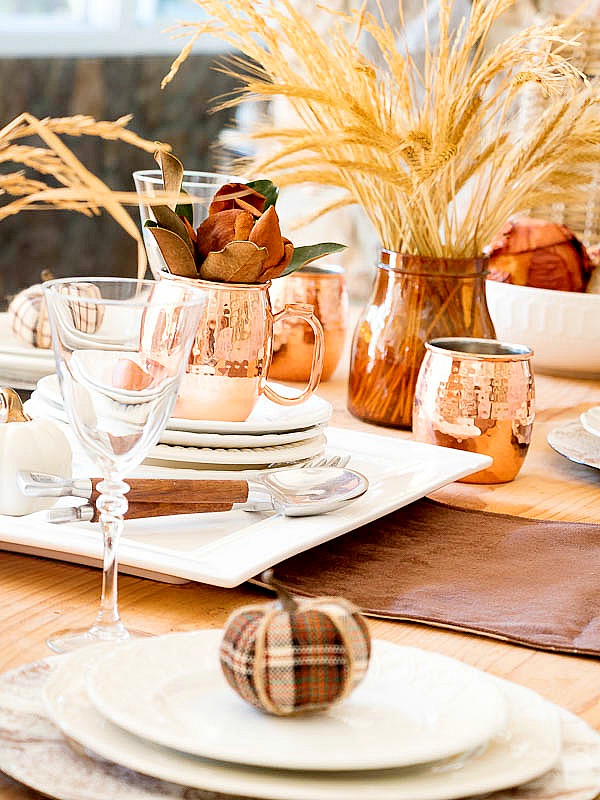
[47,624,151,654]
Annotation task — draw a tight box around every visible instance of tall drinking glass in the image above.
[133,170,238,278]
[43,277,207,653]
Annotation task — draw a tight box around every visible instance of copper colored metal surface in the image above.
[412,338,535,484]
[156,274,324,421]
[348,253,496,430]
[269,267,348,383]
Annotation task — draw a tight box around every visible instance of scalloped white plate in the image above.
[85,631,508,772]
[42,634,564,800]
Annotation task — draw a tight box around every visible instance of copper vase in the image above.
[348,252,496,429]
[269,265,348,383]
[413,338,535,484]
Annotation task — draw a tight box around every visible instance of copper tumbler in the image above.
[268,266,348,382]
[413,338,535,484]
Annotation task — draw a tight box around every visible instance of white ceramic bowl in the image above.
[485,279,600,379]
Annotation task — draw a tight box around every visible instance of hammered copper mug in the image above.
[412,338,535,484]
[157,273,324,422]
[268,265,348,383]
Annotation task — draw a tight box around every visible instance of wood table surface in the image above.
[0,369,598,798]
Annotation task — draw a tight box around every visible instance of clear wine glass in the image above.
[43,277,207,653]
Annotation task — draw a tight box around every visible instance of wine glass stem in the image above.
[94,478,129,637]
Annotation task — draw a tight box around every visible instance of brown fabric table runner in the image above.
[264,499,600,657]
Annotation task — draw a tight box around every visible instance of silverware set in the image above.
[18,455,364,523]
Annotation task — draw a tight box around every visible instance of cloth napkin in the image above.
[264,499,600,656]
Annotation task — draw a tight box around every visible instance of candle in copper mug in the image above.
[268,265,348,383]
[413,338,535,484]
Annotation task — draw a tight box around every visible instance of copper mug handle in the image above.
[263,302,325,406]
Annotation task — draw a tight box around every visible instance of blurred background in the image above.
[0,0,238,306]
[0,0,595,308]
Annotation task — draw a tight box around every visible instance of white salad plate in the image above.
[43,634,562,800]
[547,420,600,470]
[86,631,507,771]
[580,407,600,439]
[36,373,333,435]
[0,427,491,587]
[0,313,56,361]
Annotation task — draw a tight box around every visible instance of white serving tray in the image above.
[0,428,491,587]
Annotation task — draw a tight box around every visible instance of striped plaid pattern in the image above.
[8,282,104,350]
[8,286,50,348]
[220,602,371,715]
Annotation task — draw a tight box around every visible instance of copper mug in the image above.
[269,266,348,382]
[412,338,535,484]
[157,273,324,421]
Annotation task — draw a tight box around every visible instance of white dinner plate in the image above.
[156,425,325,449]
[37,373,333,435]
[44,636,562,800]
[146,435,326,468]
[86,631,507,772]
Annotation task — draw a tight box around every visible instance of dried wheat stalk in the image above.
[0,112,172,279]
[163,0,600,258]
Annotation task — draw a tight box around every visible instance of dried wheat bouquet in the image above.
[163,0,600,258]
[0,112,170,278]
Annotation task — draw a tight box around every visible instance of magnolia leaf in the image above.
[148,227,198,279]
[199,241,268,283]
[246,179,278,211]
[153,205,194,255]
[155,150,184,210]
[280,242,346,277]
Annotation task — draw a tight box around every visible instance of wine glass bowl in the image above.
[43,277,207,653]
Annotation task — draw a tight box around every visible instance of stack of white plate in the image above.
[25,374,331,472]
[0,312,55,390]
[39,629,572,800]
[547,407,600,471]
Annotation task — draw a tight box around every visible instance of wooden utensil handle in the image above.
[91,500,235,521]
[89,479,249,507]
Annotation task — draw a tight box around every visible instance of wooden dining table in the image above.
[0,367,598,799]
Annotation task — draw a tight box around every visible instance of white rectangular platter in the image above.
[0,427,491,587]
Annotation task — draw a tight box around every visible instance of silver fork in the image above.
[302,454,351,469]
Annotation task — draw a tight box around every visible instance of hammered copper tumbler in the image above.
[413,338,535,484]
[268,265,348,383]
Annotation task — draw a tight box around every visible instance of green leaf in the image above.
[175,188,193,226]
[144,219,158,228]
[247,179,279,211]
[280,243,346,277]
[175,202,193,225]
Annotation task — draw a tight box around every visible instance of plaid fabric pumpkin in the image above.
[220,595,371,716]
[8,282,104,349]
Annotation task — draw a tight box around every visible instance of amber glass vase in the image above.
[347,251,496,429]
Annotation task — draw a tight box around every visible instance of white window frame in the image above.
[0,0,224,57]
